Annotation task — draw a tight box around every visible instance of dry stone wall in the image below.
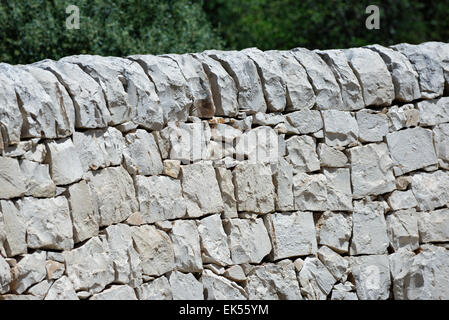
[1,42,449,300]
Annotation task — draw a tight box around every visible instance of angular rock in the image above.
[285,109,323,134]
[68,180,99,243]
[350,201,389,255]
[207,50,267,114]
[316,211,352,254]
[386,209,419,251]
[192,53,239,117]
[0,200,27,257]
[322,110,359,147]
[316,49,365,110]
[46,260,65,280]
[291,48,343,110]
[27,279,53,300]
[416,96,449,126]
[293,173,327,211]
[162,159,181,178]
[263,211,317,260]
[433,123,449,169]
[285,135,320,172]
[46,138,84,185]
[181,162,224,217]
[386,104,419,131]
[0,254,11,294]
[170,220,203,273]
[135,175,186,223]
[19,160,55,198]
[10,251,46,294]
[298,257,336,300]
[215,167,238,218]
[350,255,391,300]
[169,271,204,300]
[318,143,348,167]
[273,158,294,211]
[389,248,415,281]
[197,214,232,266]
[18,196,73,250]
[235,126,279,165]
[367,44,421,102]
[387,127,438,176]
[344,47,394,106]
[223,265,246,282]
[246,260,302,300]
[136,276,172,300]
[45,276,78,300]
[356,110,389,142]
[90,285,137,300]
[323,168,353,211]
[418,208,449,243]
[317,246,349,281]
[233,162,275,214]
[411,170,449,211]
[242,48,286,112]
[0,156,27,199]
[387,190,418,211]
[201,269,247,300]
[131,225,174,277]
[0,71,22,146]
[349,143,396,198]
[224,218,272,264]
[86,166,138,227]
[64,237,114,294]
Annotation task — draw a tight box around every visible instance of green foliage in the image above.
[0,0,224,64]
[204,0,449,51]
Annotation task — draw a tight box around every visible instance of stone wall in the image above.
[1,42,449,300]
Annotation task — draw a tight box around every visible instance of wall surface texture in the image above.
[1,42,449,300]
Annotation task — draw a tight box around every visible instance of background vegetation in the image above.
[1,0,448,64]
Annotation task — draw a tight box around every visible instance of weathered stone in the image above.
[19,160,55,198]
[169,271,204,300]
[90,285,137,300]
[291,48,343,110]
[264,211,317,260]
[201,269,247,300]
[411,170,449,211]
[316,49,365,110]
[316,211,352,254]
[181,162,224,217]
[0,200,27,257]
[215,167,238,218]
[170,220,203,273]
[317,246,349,281]
[10,251,46,294]
[349,143,396,198]
[298,257,336,300]
[46,138,84,185]
[318,143,348,168]
[345,47,395,106]
[192,53,239,117]
[387,190,418,211]
[293,173,327,211]
[35,60,111,128]
[197,214,232,266]
[266,50,315,111]
[0,157,27,199]
[356,111,389,142]
[18,196,73,250]
[386,127,438,176]
[86,166,138,227]
[386,209,419,251]
[131,225,174,277]
[233,162,275,214]
[386,104,419,131]
[392,43,444,99]
[367,44,421,102]
[246,260,302,300]
[418,209,449,243]
[242,48,286,112]
[123,129,163,176]
[285,109,322,135]
[27,279,53,300]
[68,180,99,243]
[0,71,22,147]
[44,276,78,300]
[323,168,353,211]
[273,158,294,211]
[389,248,415,281]
[322,110,359,147]
[416,97,449,126]
[136,276,172,300]
[224,218,272,264]
[207,50,267,114]
[433,123,449,169]
[235,126,279,165]
[223,265,246,282]
[350,201,389,255]
[136,175,186,223]
[350,255,391,300]
[331,289,358,300]
[285,135,320,172]
[0,254,11,294]
[46,260,65,280]
[162,159,181,178]
[64,237,114,294]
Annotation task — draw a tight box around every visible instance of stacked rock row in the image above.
[1,41,449,301]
